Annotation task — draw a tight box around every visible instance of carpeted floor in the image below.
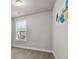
[11,47,55,59]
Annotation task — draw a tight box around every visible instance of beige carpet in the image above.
[11,47,55,59]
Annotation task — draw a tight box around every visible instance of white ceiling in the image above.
[11,0,56,17]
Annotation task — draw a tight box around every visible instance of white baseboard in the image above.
[12,45,52,53]
[52,50,58,59]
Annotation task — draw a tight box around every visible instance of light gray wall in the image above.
[12,11,52,51]
[52,0,68,59]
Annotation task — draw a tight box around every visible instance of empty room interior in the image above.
[11,0,68,59]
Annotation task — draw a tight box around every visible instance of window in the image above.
[15,19,27,41]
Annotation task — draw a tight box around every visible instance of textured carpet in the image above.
[11,47,55,59]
